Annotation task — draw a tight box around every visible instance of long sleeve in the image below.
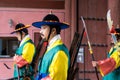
[45,51,69,80]
[14,43,35,68]
[97,58,116,76]
[97,47,120,76]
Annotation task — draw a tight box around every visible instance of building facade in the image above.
[0,0,120,80]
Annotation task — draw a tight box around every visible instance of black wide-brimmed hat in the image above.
[11,23,30,34]
[32,14,69,29]
[115,27,120,34]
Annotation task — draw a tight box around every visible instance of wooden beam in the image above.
[0,0,64,9]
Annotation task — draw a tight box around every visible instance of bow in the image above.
[81,16,99,80]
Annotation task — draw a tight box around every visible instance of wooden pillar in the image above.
[65,0,77,49]
[71,0,77,38]
[65,0,71,49]
[108,0,120,26]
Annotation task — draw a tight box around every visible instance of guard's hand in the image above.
[13,55,18,61]
[41,75,52,80]
[92,61,97,67]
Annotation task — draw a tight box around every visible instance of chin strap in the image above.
[46,27,52,42]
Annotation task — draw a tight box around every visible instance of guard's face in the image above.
[16,32,22,41]
[39,25,50,41]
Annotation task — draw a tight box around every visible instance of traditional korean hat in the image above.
[11,23,30,34]
[115,27,120,34]
[32,13,69,29]
[110,25,120,34]
[110,25,120,40]
[114,27,120,40]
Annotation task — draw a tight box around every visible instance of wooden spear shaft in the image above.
[81,16,99,80]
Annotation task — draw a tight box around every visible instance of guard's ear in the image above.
[52,28,57,34]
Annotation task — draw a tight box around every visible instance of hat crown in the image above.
[115,28,120,33]
[15,23,25,29]
[43,14,60,22]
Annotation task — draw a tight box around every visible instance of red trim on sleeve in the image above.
[14,55,28,68]
[98,58,116,75]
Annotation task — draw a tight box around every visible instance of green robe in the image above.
[14,39,35,80]
[39,44,70,73]
[103,45,120,80]
[36,40,70,80]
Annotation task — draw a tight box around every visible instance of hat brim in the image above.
[10,31,17,34]
[11,25,30,34]
[32,21,69,29]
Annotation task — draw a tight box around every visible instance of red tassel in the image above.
[84,31,86,36]
[43,41,48,47]
[110,25,116,33]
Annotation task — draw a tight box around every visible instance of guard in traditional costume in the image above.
[92,27,120,80]
[11,23,36,80]
[32,13,70,80]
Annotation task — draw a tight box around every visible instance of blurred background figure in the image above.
[92,27,120,80]
[11,23,36,80]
